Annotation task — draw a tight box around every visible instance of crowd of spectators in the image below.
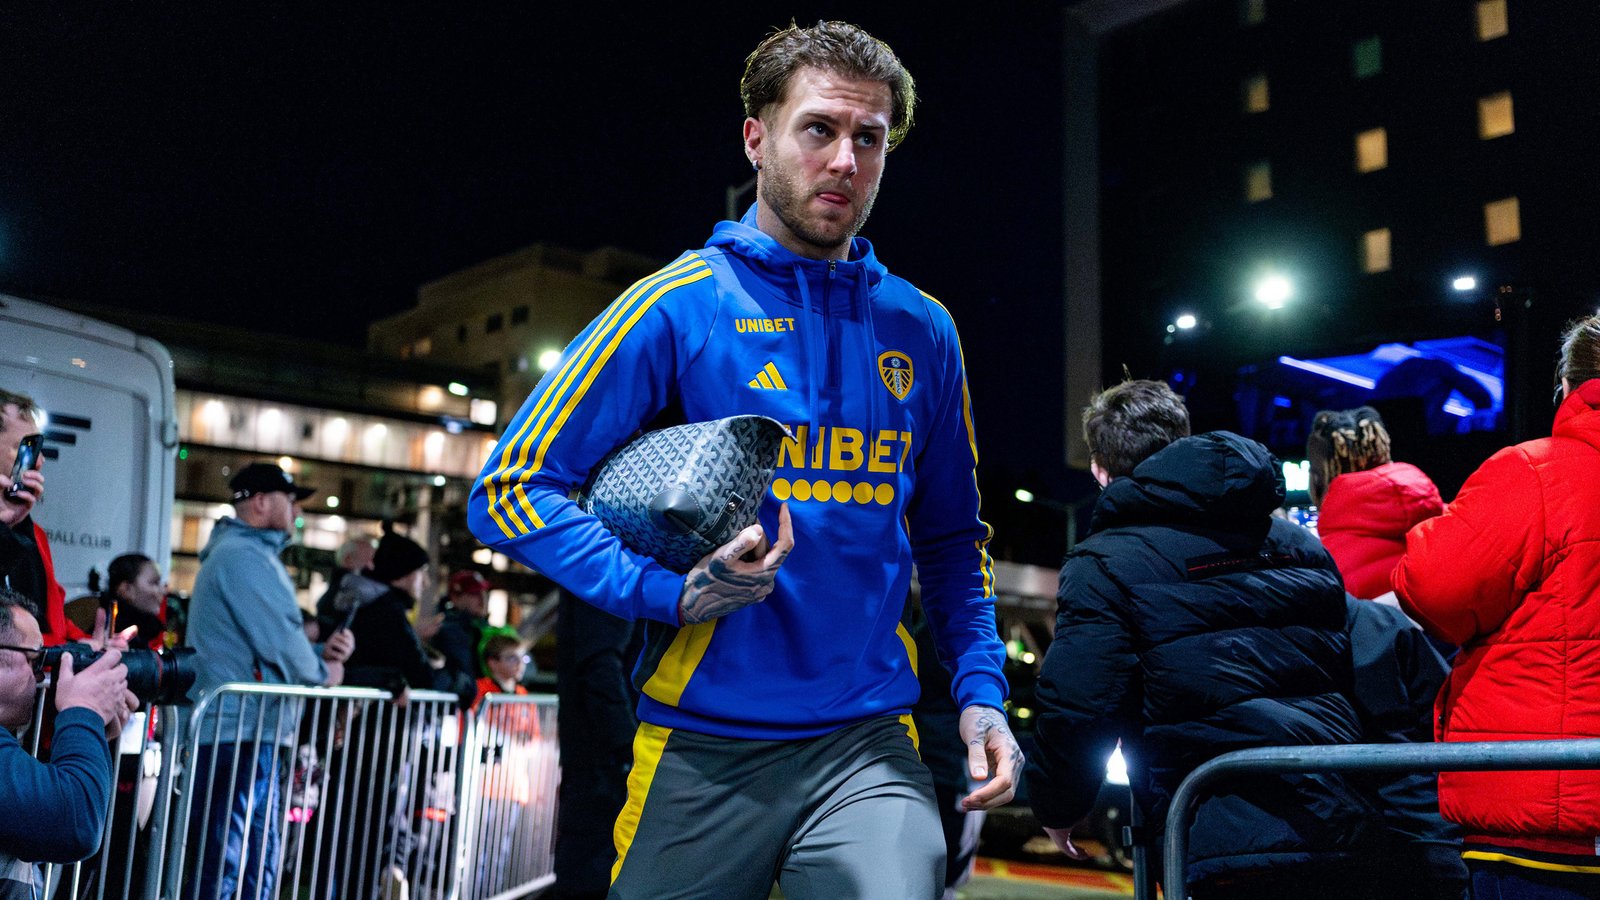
[11,305,1600,898]
[1025,314,1600,899]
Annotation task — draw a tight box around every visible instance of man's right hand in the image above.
[0,468,43,528]
[677,503,794,625]
[323,627,355,664]
[55,649,137,734]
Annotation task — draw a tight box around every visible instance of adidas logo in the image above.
[747,362,789,391]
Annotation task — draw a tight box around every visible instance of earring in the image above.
[752,160,761,172]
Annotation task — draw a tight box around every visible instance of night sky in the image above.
[0,4,1072,506]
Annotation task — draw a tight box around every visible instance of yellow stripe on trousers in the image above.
[611,722,673,885]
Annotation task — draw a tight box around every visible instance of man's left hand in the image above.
[958,704,1023,810]
[90,607,138,653]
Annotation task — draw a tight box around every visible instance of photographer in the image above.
[0,587,137,896]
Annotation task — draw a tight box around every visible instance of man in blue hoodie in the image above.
[468,20,1017,900]
[185,462,354,900]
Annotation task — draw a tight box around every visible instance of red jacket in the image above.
[33,523,87,647]
[1319,462,1443,599]
[1395,378,1600,855]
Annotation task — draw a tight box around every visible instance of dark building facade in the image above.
[1084,0,1596,495]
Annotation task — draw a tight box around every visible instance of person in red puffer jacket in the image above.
[1395,314,1600,897]
[1308,406,1444,600]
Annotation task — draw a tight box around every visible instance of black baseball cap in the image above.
[229,462,317,502]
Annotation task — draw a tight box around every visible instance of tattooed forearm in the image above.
[967,709,1008,745]
[678,553,783,624]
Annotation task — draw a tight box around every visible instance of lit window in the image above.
[1352,36,1382,79]
[470,398,498,426]
[1485,197,1520,245]
[1244,161,1272,202]
[1240,0,1265,26]
[1476,0,1508,41]
[1243,73,1270,114]
[1355,127,1388,173]
[1479,91,1515,139]
[413,337,432,357]
[1362,228,1392,274]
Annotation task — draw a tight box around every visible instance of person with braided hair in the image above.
[1307,406,1442,601]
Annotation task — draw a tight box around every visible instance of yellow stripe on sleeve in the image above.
[611,723,672,885]
[920,291,996,597]
[495,255,706,530]
[896,621,919,677]
[480,255,708,538]
[529,266,713,471]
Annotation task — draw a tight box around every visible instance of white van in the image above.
[0,294,178,599]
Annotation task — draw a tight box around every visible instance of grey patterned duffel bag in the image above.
[578,415,791,573]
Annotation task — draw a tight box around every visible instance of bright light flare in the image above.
[1175,313,1198,330]
[1254,275,1292,309]
[1452,275,1477,292]
[1014,489,1035,504]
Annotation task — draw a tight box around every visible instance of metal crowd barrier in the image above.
[25,689,174,900]
[157,683,467,900]
[454,694,560,900]
[1158,738,1600,900]
[21,682,562,900]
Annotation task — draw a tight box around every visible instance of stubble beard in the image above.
[760,157,877,256]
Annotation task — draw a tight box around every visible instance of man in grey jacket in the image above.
[186,462,354,900]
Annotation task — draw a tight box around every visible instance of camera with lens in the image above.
[41,642,197,707]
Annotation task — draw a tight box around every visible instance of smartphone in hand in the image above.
[6,433,41,497]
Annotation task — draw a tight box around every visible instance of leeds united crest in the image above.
[878,350,913,401]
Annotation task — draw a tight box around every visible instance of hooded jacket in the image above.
[1025,432,1376,882]
[467,207,1005,739]
[1319,462,1443,599]
[186,516,328,744]
[1395,378,1600,859]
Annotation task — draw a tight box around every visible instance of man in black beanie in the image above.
[333,530,450,697]
[328,530,464,898]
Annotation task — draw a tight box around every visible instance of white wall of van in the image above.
[0,295,177,600]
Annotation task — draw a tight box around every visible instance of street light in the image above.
[1254,274,1292,310]
[1014,488,1036,504]
[1452,275,1477,292]
[1175,313,1197,330]
[537,349,562,372]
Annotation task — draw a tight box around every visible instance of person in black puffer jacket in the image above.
[1024,379,1381,898]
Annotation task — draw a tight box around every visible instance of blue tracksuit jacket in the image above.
[468,207,1007,739]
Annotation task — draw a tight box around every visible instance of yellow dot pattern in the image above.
[769,478,895,506]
